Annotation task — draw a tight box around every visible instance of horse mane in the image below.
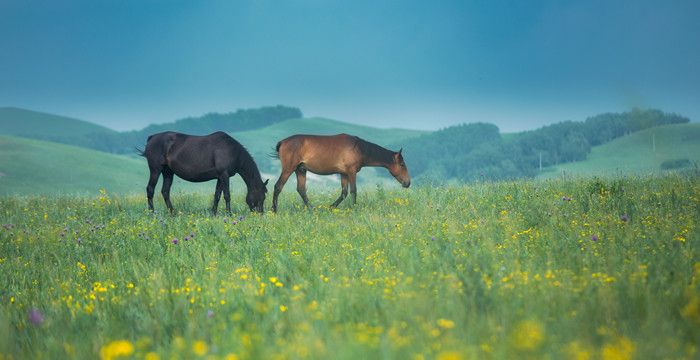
[237,142,264,186]
[354,137,394,165]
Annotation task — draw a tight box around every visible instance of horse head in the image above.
[246,179,269,213]
[388,148,411,188]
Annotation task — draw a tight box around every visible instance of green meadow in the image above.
[1,175,698,359]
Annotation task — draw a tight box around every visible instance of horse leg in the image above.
[221,175,232,214]
[211,178,223,215]
[295,168,310,207]
[348,172,358,205]
[330,174,349,207]
[161,167,175,214]
[146,167,160,211]
[272,169,293,212]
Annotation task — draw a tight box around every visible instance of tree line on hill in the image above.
[394,109,690,182]
[25,105,303,154]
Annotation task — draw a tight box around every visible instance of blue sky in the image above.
[1,0,698,131]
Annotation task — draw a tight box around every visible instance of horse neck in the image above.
[359,140,394,168]
[238,155,263,191]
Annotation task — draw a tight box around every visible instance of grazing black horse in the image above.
[140,131,268,214]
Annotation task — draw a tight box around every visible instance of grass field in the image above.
[1,175,698,359]
[540,123,700,179]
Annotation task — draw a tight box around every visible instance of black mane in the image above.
[354,137,395,165]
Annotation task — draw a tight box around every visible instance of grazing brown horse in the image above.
[271,134,410,212]
[140,131,268,214]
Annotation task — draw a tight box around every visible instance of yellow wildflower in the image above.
[436,351,463,360]
[144,352,160,360]
[511,320,544,351]
[192,340,208,356]
[99,340,134,360]
[601,336,635,360]
[437,318,455,329]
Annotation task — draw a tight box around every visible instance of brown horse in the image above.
[140,131,268,214]
[271,134,410,212]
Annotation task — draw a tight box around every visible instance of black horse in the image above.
[140,131,268,214]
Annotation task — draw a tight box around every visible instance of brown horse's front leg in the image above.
[348,172,357,205]
[272,170,293,212]
[331,174,349,207]
[295,168,310,207]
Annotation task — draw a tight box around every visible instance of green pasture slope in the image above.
[0,107,115,138]
[1,175,698,359]
[540,123,700,178]
[0,135,145,195]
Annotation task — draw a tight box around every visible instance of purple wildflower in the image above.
[172,238,179,245]
[184,236,190,241]
[620,214,629,222]
[562,196,572,202]
[591,234,599,242]
[28,308,44,326]
[431,236,436,241]
[239,215,244,221]
[77,237,82,245]
[207,310,214,318]
[190,232,195,238]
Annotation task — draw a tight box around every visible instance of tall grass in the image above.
[1,175,698,359]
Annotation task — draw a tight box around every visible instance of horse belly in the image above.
[167,157,219,182]
[302,156,353,175]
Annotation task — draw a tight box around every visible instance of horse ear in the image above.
[398,148,403,156]
[264,179,269,186]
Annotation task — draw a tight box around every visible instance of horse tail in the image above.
[268,141,281,159]
[135,146,146,157]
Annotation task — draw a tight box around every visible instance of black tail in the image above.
[268,141,282,159]
[135,146,146,157]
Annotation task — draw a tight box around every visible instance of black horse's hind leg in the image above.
[331,174,349,208]
[211,178,223,215]
[221,175,232,214]
[161,167,175,213]
[146,167,160,211]
[272,169,293,212]
[295,168,310,207]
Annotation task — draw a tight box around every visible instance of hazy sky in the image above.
[1,0,699,132]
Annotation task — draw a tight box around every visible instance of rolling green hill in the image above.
[538,123,700,178]
[0,135,144,195]
[0,107,116,138]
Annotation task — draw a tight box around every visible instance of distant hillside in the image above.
[0,107,116,138]
[0,106,304,154]
[538,123,700,178]
[141,105,303,135]
[0,135,144,195]
[396,108,690,183]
